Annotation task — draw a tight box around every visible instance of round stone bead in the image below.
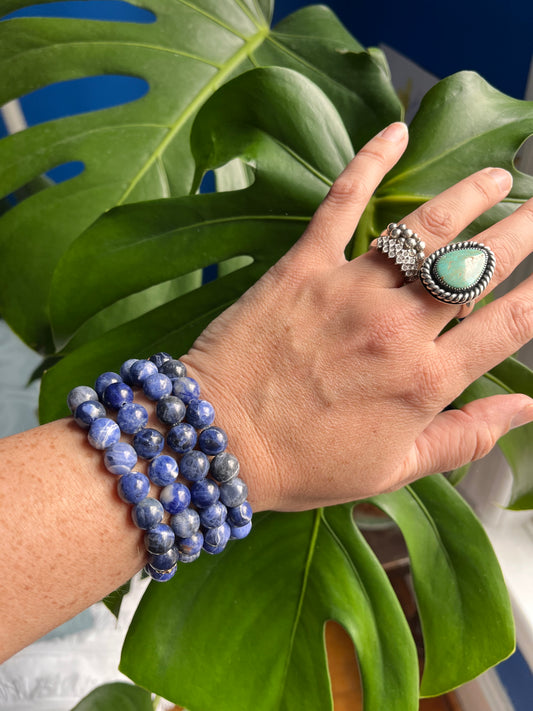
[104,442,137,475]
[148,454,178,486]
[203,522,231,554]
[149,546,179,572]
[102,381,134,410]
[144,523,175,555]
[175,531,204,556]
[145,562,177,582]
[149,352,173,369]
[160,481,191,514]
[68,385,99,414]
[95,372,121,400]
[88,418,120,450]
[177,550,201,564]
[209,452,239,483]
[74,400,106,429]
[133,427,165,459]
[170,508,200,538]
[119,358,138,385]
[190,479,220,508]
[131,497,164,529]
[179,450,209,482]
[129,359,158,386]
[117,402,148,434]
[199,501,227,529]
[198,426,228,455]
[167,423,197,454]
[172,376,200,404]
[118,471,150,504]
[185,399,215,429]
[219,477,248,508]
[230,520,252,540]
[159,358,187,380]
[156,396,186,426]
[227,501,253,527]
[143,372,173,401]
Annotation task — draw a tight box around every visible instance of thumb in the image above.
[402,394,533,481]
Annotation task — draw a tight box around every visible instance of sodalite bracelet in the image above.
[68,352,252,582]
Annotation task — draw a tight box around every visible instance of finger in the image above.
[292,122,408,266]
[364,166,513,290]
[400,394,533,481]
[438,272,533,388]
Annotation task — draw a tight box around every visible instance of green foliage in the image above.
[0,2,531,710]
[71,682,152,711]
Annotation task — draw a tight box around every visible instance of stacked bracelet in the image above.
[67,353,252,582]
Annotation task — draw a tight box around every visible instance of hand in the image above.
[181,122,533,512]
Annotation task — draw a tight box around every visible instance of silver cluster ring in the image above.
[375,223,426,282]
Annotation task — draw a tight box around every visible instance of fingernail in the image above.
[511,402,533,429]
[486,167,513,192]
[377,122,408,143]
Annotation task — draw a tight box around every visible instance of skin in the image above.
[1,122,532,661]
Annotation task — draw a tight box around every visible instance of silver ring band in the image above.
[375,223,426,282]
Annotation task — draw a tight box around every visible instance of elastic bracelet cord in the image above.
[67,352,253,582]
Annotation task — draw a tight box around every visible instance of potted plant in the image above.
[1,1,532,709]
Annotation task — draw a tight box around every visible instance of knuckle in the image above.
[326,175,369,208]
[357,144,389,167]
[471,421,499,461]
[362,311,409,356]
[504,297,533,346]
[471,174,498,203]
[401,357,448,411]
[415,202,457,237]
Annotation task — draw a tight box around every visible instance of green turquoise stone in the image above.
[434,248,487,290]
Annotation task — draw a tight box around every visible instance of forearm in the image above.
[0,417,146,661]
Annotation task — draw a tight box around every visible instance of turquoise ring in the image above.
[419,240,496,305]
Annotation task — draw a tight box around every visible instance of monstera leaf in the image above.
[0,0,399,352]
[120,475,513,710]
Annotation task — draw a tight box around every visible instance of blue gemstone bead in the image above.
[190,479,220,508]
[227,501,253,527]
[142,372,173,400]
[119,358,139,385]
[170,508,200,538]
[68,386,99,414]
[148,454,178,486]
[116,402,148,434]
[129,359,158,386]
[118,471,150,504]
[160,481,191,514]
[177,550,201,564]
[74,400,106,429]
[103,381,133,409]
[145,562,177,581]
[167,423,197,453]
[149,352,173,369]
[185,399,215,429]
[230,520,252,540]
[156,396,186,426]
[133,427,165,459]
[198,426,228,455]
[104,442,137,475]
[95,372,121,400]
[131,497,164,529]
[209,452,239,483]
[180,450,210,481]
[172,376,200,404]
[219,477,248,507]
[175,531,204,556]
[144,523,175,554]
[159,359,187,379]
[199,501,227,529]
[149,546,179,572]
[87,418,121,450]
[203,522,231,554]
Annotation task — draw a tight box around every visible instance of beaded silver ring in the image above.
[375,223,426,282]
